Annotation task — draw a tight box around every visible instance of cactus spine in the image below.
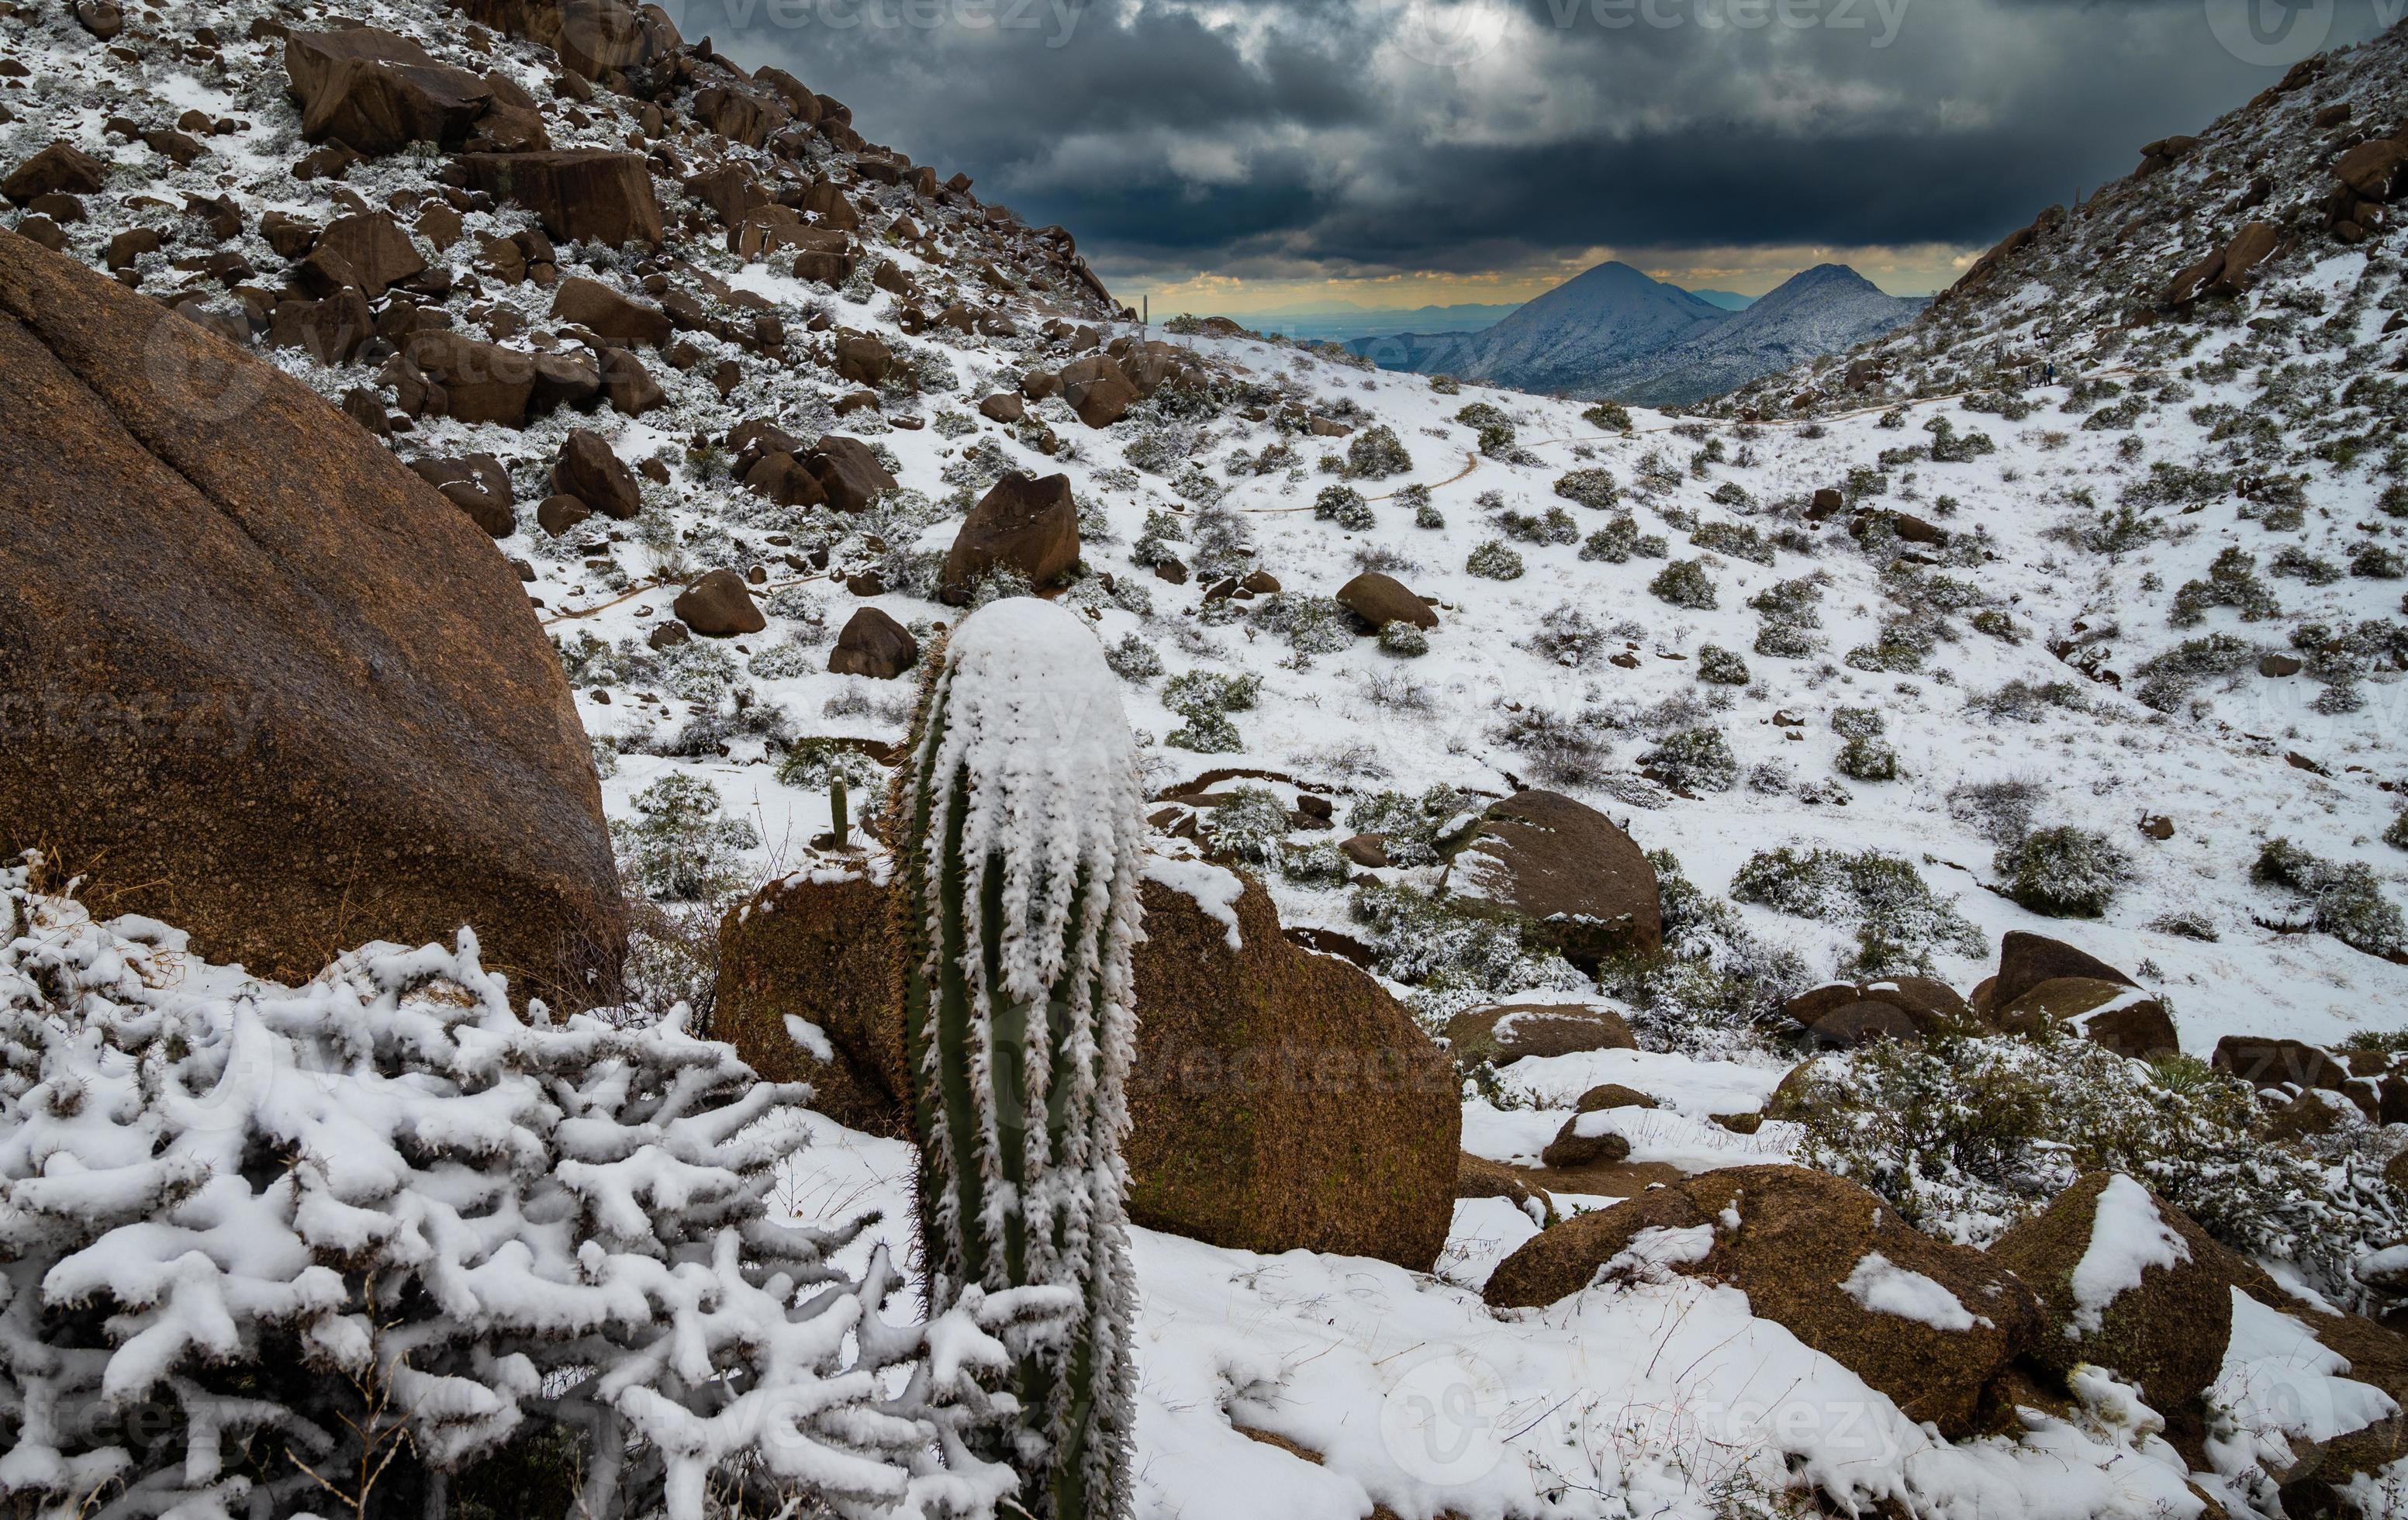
[894,599,1143,1519]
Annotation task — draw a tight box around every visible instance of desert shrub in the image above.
[1750,577,1825,658]
[1467,539,1526,579]
[1554,468,1620,510]
[1695,644,1751,685]
[1344,424,1415,478]
[1948,774,2047,845]
[617,774,760,902]
[1522,603,1612,667]
[2133,632,2255,712]
[1250,592,1356,658]
[1836,734,1902,782]
[1499,504,1580,544]
[1580,514,1669,562]
[1477,422,1522,458]
[1343,785,1473,868]
[1492,706,1612,786]
[1844,617,1934,674]
[1314,483,1376,530]
[1349,882,1579,995]
[1105,631,1164,682]
[2352,541,2406,579]
[1731,846,1987,977]
[1163,668,1259,752]
[1188,502,1256,577]
[1640,727,1739,793]
[1830,706,1885,739]
[1650,558,1719,609]
[776,736,886,793]
[2254,838,2408,957]
[1788,1031,2402,1309]
[1584,400,1633,431]
[1994,826,2134,917]
[1379,620,1430,656]
[1455,402,1509,430]
[1691,520,1773,565]
[1200,785,1294,863]
[2386,807,2408,851]
[0,872,1049,1520]
[2269,544,2344,585]
[2171,547,2282,627]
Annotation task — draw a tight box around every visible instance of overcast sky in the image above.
[669,0,2390,313]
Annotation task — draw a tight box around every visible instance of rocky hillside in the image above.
[9,2,2408,1517]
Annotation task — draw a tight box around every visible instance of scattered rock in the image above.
[1442,1001,1636,1067]
[1336,571,1438,631]
[1783,978,1974,1048]
[1992,978,2178,1059]
[1442,790,1663,969]
[805,434,897,512]
[1985,930,2136,1014]
[1059,351,1137,427]
[938,471,1080,604]
[1540,1113,1631,1168]
[550,275,672,347]
[409,453,514,536]
[827,606,918,679]
[672,568,766,637]
[283,27,492,156]
[552,428,640,520]
[4,141,109,206]
[456,150,664,247]
[1484,1165,2041,1439]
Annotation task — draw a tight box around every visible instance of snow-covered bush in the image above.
[1731,846,1987,977]
[1466,539,1525,580]
[1313,483,1375,530]
[1498,505,1578,544]
[1553,468,1619,510]
[1691,521,1772,565]
[617,773,761,902]
[1491,706,1612,786]
[1836,734,1902,782]
[1995,826,2135,919]
[1342,786,1471,868]
[1343,424,1414,479]
[2254,838,2408,957]
[1649,558,1719,610]
[893,601,1142,1518]
[1199,786,1294,864]
[1578,514,1669,563]
[1348,883,1578,997]
[1582,401,1632,432]
[1695,644,1750,685]
[1639,727,1739,793]
[1787,1031,2405,1310]
[2389,807,2408,852]
[1947,774,2047,845]
[1593,851,1809,1056]
[0,865,1059,1520]
[2170,547,2282,627]
[1521,603,1612,667]
[2133,632,2256,713]
[1378,620,1430,656]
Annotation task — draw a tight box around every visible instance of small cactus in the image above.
[892,599,1144,1518]
[830,774,850,845]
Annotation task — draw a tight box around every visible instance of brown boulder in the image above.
[1987,1173,2235,1412]
[456,150,664,248]
[1576,1083,1657,1111]
[596,346,665,416]
[283,28,492,156]
[312,210,424,295]
[1125,868,1460,1270]
[1457,1154,1555,1221]
[5,141,109,205]
[1336,572,1437,631]
[404,330,537,426]
[672,568,766,637]
[1784,976,1974,1047]
[832,331,893,388]
[0,228,618,1002]
[551,275,672,348]
[1442,1001,1636,1067]
[1993,977,2178,1059]
[713,858,910,1138]
[409,454,515,537]
[977,392,1026,424]
[827,606,919,679]
[1485,1165,2041,1439]
[938,471,1080,604]
[2335,139,2408,202]
[743,451,828,509]
[1059,351,1137,427]
[1442,790,1663,969]
[1991,930,2134,1011]
[1540,1113,1631,1169]
[453,0,678,80]
[805,434,897,513]
[267,290,376,364]
[2208,221,2281,297]
[552,428,640,520]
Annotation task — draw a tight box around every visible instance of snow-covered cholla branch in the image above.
[0,857,1069,1520]
[897,598,1147,1520]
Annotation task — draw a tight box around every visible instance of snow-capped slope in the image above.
[1608,263,1926,406]
[1349,257,1731,394]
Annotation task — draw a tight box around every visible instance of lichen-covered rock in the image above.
[1442,790,1663,969]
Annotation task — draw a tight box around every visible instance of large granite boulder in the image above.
[938,471,1080,604]
[0,229,619,1001]
[1442,790,1663,970]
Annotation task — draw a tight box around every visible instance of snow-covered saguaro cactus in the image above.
[894,597,1146,1520]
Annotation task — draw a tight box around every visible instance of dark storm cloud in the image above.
[675,0,2389,287]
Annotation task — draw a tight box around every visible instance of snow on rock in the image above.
[2070,1173,2195,1333]
[1142,851,1245,950]
[1840,1251,1987,1332]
